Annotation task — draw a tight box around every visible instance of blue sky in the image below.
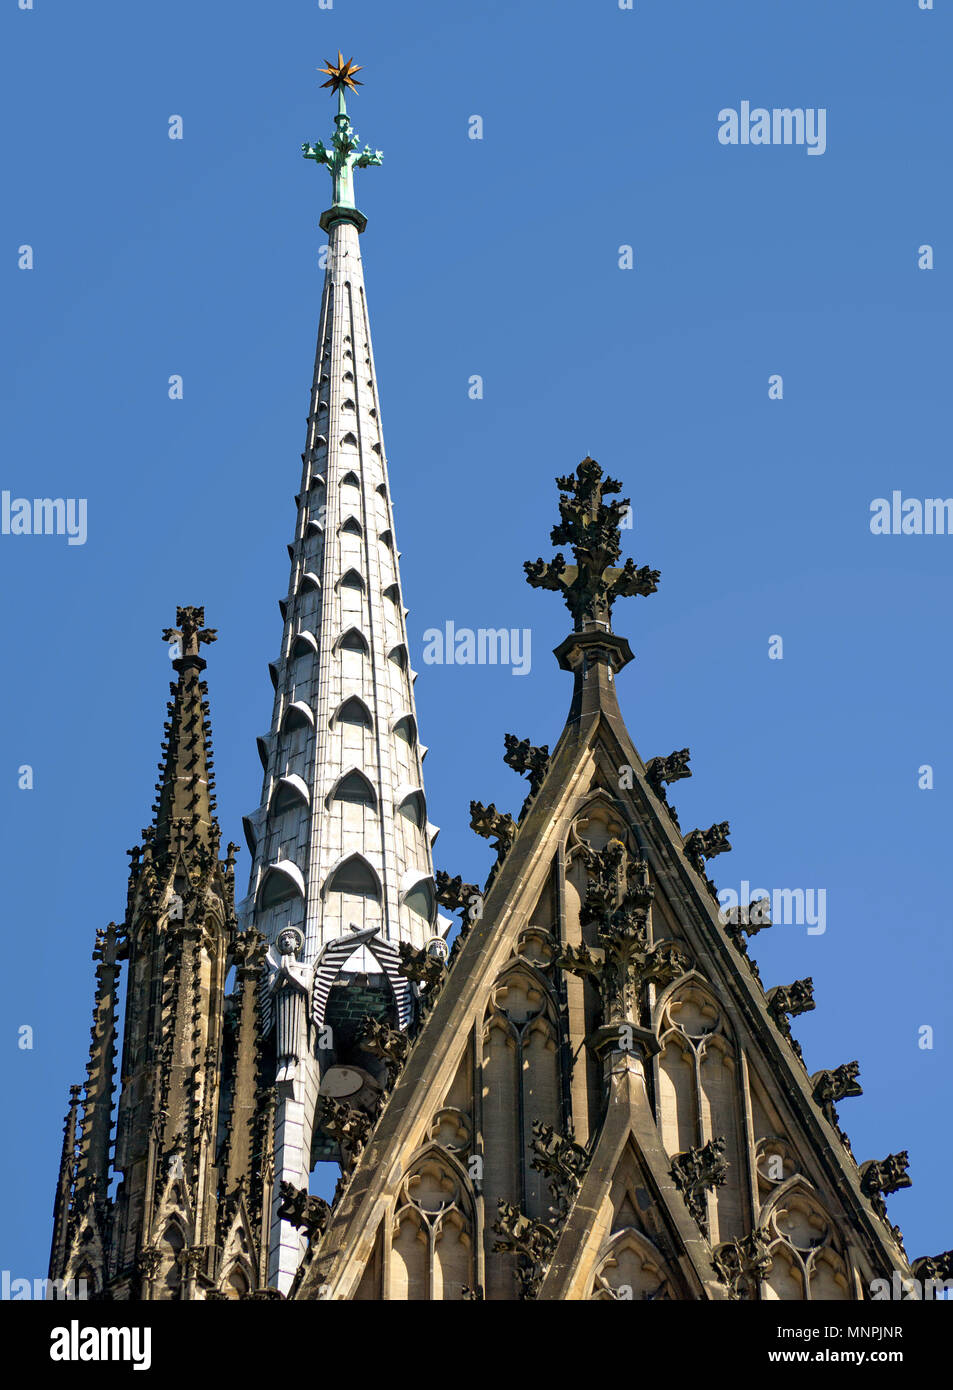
[2,0,950,1278]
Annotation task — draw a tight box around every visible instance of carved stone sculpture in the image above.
[670,1138,729,1236]
[712,1228,774,1300]
[503,733,551,799]
[277,1180,331,1239]
[469,801,517,865]
[557,839,689,1033]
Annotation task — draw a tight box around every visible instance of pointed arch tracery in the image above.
[389,1146,476,1301]
[566,792,633,862]
[655,974,747,1244]
[587,1228,678,1302]
[481,956,562,1263]
[759,1180,855,1301]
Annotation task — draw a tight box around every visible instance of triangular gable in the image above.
[294,693,914,1299]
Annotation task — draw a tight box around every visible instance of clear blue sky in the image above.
[2,0,950,1279]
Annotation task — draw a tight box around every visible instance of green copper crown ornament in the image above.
[303,52,382,229]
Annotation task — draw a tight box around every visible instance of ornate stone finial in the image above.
[721,897,770,988]
[303,53,382,222]
[525,457,660,635]
[489,1123,589,1301]
[435,871,482,920]
[161,606,217,663]
[911,1250,953,1297]
[645,749,692,829]
[435,872,483,962]
[723,897,772,940]
[670,1138,729,1237]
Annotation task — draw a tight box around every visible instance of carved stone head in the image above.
[277,927,304,958]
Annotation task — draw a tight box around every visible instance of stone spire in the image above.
[152,605,220,862]
[51,609,273,1299]
[242,59,442,1292]
[107,611,242,1295]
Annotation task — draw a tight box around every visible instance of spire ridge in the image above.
[49,1084,82,1279]
[73,922,120,1216]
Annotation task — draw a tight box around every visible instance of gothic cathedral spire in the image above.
[50,610,271,1299]
[240,62,443,1292]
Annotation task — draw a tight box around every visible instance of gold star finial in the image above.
[319,51,364,95]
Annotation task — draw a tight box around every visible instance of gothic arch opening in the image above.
[334,696,373,730]
[397,790,426,828]
[337,627,369,656]
[401,876,435,924]
[393,715,417,745]
[160,1221,185,1297]
[258,860,306,910]
[588,1229,677,1302]
[324,854,382,901]
[270,774,310,816]
[329,769,377,810]
[222,1265,249,1300]
[291,631,318,660]
[281,700,314,733]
